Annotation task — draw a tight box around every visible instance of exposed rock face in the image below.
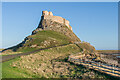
[32,11,80,42]
[32,19,80,43]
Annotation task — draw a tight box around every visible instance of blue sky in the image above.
[1,0,120,2]
[2,2,118,50]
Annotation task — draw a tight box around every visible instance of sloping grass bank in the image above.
[2,58,32,78]
[2,44,108,79]
[2,44,80,78]
[2,30,72,54]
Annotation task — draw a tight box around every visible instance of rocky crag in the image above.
[2,11,81,53]
[32,11,80,42]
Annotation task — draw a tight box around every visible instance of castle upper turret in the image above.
[42,11,49,15]
[41,11,72,31]
[42,11,53,16]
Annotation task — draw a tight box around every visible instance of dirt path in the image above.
[1,44,70,63]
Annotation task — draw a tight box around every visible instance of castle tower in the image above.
[41,11,72,31]
[42,11,49,15]
[49,12,53,16]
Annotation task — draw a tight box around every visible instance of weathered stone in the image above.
[34,19,80,42]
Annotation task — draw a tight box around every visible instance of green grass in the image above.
[2,58,31,78]
[2,44,81,78]
[17,30,72,52]
[28,30,71,45]
[2,57,42,78]
[77,42,96,53]
[1,52,22,56]
[17,47,37,53]
[2,44,117,79]
[2,30,72,54]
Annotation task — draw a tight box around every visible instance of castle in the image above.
[41,11,72,31]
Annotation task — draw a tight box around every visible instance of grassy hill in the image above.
[2,18,81,54]
[17,30,72,52]
[2,30,105,79]
[2,15,107,79]
[76,42,96,53]
[2,30,72,54]
[2,44,109,79]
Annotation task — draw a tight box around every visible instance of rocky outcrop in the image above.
[2,11,82,53]
[32,19,80,43]
[32,11,80,43]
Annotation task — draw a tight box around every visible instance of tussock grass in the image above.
[7,30,71,53]
[2,44,107,78]
[12,44,80,78]
[25,30,71,46]
[2,58,32,78]
[77,42,96,53]
[2,44,80,78]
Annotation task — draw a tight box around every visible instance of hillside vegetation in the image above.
[2,18,81,54]
[2,44,107,79]
[2,30,72,54]
[1,12,107,79]
[76,42,96,53]
[17,30,72,52]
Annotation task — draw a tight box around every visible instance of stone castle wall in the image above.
[41,11,72,31]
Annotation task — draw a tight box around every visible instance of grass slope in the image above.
[2,30,72,54]
[2,44,80,78]
[2,44,109,79]
[2,58,32,78]
[19,30,71,52]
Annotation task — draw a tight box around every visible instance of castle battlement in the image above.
[41,11,72,31]
[42,11,53,16]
